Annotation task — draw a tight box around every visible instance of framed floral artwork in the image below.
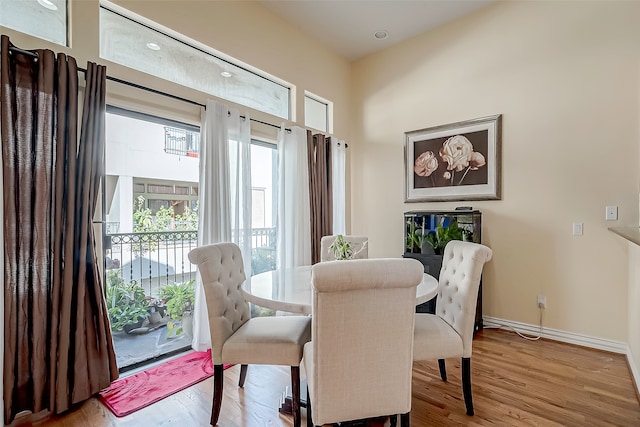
[404,114,502,202]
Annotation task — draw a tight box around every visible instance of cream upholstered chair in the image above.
[319,235,368,261]
[412,240,493,416]
[188,243,311,427]
[303,258,424,427]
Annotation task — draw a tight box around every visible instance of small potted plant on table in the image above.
[328,235,368,260]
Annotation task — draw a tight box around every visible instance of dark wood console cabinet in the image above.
[402,209,483,333]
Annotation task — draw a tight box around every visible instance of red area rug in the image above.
[98,349,231,417]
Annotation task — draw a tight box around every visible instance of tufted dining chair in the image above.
[412,240,493,416]
[303,258,424,427]
[320,235,369,261]
[188,243,311,427]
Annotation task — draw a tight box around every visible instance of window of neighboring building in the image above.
[0,0,68,46]
[134,179,199,217]
[99,4,291,120]
[304,92,332,133]
[164,126,200,157]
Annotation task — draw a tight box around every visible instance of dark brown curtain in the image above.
[307,131,333,264]
[1,36,117,423]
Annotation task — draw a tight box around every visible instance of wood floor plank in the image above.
[9,329,640,426]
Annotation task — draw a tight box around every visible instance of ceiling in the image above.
[259,0,495,61]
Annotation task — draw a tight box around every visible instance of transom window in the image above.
[305,92,332,133]
[1,0,68,46]
[99,4,291,120]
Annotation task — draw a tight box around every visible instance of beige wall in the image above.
[2,0,352,137]
[351,1,640,341]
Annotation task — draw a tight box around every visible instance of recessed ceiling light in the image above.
[37,0,58,11]
[374,30,388,40]
[220,71,232,78]
[146,42,161,51]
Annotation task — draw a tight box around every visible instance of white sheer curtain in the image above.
[276,126,311,269]
[331,139,346,235]
[192,99,252,351]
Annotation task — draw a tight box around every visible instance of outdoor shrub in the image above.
[159,280,195,319]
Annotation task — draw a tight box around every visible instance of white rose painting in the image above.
[412,131,488,188]
[404,114,501,202]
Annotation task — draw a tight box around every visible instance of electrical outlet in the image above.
[537,295,546,309]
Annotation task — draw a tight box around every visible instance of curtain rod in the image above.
[99,70,206,109]
[8,45,38,59]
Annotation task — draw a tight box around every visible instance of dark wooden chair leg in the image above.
[211,364,224,425]
[461,357,474,416]
[400,412,410,427]
[438,359,447,381]
[238,364,248,387]
[390,414,398,427]
[291,366,301,427]
[306,385,313,426]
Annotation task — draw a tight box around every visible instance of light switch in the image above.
[606,206,618,221]
[572,223,583,236]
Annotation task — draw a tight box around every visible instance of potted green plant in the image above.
[145,296,168,326]
[159,280,195,338]
[408,227,430,254]
[106,270,149,333]
[328,235,368,260]
[426,220,464,255]
[406,220,431,254]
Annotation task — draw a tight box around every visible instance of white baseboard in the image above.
[482,316,628,354]
[627,348,640,398]
[482,316,640,394]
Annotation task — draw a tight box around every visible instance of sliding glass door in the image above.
[103,108,279,371]
[104,108,200,371]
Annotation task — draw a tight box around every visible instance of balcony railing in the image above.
[106,221,120,235]
[105,227,276,369]
[105,227,276,296]
[106,230,198,296]
[164,126,200,157]
[251,227,276,250]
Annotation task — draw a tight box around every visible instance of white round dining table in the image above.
[243,264,439,315]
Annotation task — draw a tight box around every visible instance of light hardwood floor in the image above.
[12,329,640,426]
